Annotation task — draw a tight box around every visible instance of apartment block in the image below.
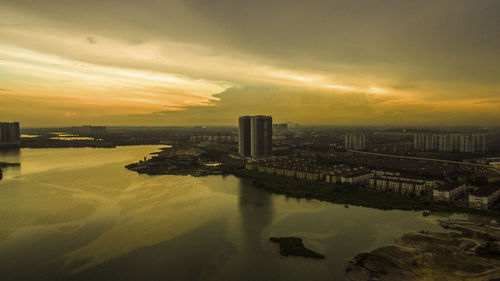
[433,183,467,202]
[468,186,500,210]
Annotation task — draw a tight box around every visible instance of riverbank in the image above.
[232,170,496,217]
[345,219,500,281]
[125,145,498,216]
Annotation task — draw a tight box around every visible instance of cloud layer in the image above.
[0,0,499,126]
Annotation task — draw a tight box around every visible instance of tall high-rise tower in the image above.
[0,122,20,144]
[238,115,272,158]
[250,115,272,158]
[0,122,20,149]
[238,116,251,156]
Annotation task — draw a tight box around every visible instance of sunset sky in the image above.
[1,0,499,127]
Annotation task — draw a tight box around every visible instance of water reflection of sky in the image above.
[48,132,102,141]
[20,134,40,138]
[21,132,102,141]
[0,146,477,281]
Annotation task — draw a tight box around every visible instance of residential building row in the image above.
[246,158,441,197]
[368,171,442,197]
[468,186,500,210]
[272,123,288,131]
[245,156,500,210]
[245,158,373,185]
[414,133,486,153]
[189,135,238,143]
[344,133,366,150]
[432,183,500,210]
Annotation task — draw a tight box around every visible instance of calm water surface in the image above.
[0,146,467,281]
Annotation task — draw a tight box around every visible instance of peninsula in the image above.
[125,145,244,176]
[125,145,498,217]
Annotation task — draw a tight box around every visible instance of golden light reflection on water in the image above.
[0,146,473,281]
[62,176,236,273]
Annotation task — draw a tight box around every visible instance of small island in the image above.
[345,219,500,281]
[269,237,325,259]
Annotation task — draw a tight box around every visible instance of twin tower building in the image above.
[238,115,272,158]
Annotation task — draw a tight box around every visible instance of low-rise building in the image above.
[370,174,438,197]
[306,170,320,181]
[326,173,339,184]
[468,186,500,210]
[414,182,427,197]
[400,181,414,195]
[284,167,296,177]
[424,179,441,192]
[296,170,307,180]
[265,166,276,175]
[372,170,401,177]
[340,170,373,185]
[246,161,258,170]
[258,165,267,173]
[369,178,376,188]
[325,170,349,184]
[275,167,286,176]
[387,180,400,193]
[375,178,388,191]
[433,183,467,202]
[246,157,368,184]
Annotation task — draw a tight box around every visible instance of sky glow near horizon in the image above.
[0,0,499,126]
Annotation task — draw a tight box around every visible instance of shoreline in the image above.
[231,169,497,217]
[126,164,498,217]
[345,219,500,281]
[124,145,498,217]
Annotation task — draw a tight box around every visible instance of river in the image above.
[0,146,468,281]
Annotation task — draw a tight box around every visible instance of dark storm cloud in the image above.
[3,0,499,82]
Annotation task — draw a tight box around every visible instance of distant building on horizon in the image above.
[344,133,366,150]
[414,133,486,153]
[272,123,288,131]
[0,122,20,147]
[72,125,107,135]
[238,115,272,158]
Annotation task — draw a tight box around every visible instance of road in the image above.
[346,149,500,174]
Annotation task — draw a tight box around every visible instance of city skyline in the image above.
[1,1,499,127]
